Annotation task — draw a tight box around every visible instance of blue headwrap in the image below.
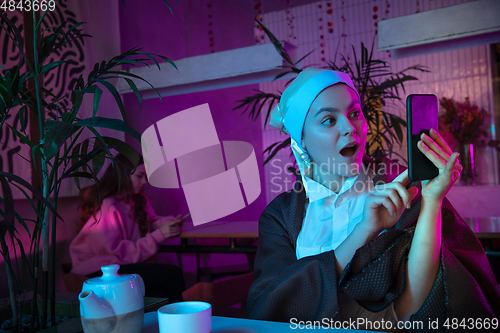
[268,69,360,197]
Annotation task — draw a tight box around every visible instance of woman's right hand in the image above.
[158,214,183,238]
[359,170,419,235]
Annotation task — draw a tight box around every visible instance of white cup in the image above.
[157,301,212,333]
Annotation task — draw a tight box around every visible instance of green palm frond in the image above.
[233,89,281,125]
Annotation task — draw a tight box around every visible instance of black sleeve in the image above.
[339,197,500,332]
[433,199,499,316]
[245,198,341,322]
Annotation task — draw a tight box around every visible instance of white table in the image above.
[142,312,376,332]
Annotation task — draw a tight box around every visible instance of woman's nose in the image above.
[339,117,356,136]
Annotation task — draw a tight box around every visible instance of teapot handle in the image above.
[134,274,146,297]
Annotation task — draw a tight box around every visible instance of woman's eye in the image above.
[321,117,336,125]
[350,110,361,118]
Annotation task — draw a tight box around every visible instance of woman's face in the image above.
[302,84,367,181]
[130,164,148,194]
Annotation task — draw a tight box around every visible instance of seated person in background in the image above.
[70,153,186,301]
[246,69,500,330]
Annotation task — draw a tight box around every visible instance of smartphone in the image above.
[173,214,190,227]
[406,94,440,182]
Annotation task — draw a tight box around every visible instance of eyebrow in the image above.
[314,100,360,117]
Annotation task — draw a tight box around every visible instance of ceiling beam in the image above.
[117,41,297,99]
[378,0,500,59]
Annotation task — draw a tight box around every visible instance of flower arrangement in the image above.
[438,97,490,146]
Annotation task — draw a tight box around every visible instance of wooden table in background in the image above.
[158,221,259,282]
[181,220,258,239]
[159,221,258,254]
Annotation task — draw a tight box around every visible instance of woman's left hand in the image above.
[158,214,183,238]
[418,128,463,202]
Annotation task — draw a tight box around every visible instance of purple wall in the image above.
[118,0,267,223]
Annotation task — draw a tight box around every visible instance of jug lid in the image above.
[85,264,134,285]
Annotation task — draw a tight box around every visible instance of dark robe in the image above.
[246,156,500,331]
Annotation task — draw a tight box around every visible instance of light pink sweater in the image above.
[70,196,172,276]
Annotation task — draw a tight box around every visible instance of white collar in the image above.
[304,165,374,203]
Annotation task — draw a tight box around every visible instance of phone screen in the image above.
[406,94,440,182]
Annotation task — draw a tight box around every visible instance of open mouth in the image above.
[339,144,359,157]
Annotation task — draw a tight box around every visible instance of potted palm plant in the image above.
[0,1,177,331]
[234,20,430,165]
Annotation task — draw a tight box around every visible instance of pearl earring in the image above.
[300,152,312,166]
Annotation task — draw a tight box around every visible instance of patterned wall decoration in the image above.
[207,0,215,53]
[0,1,87,112]
[286,0,296,43]
[254,0,264,44]
[0,10,26,181]
[0,0,86,199]
[372,0,392,58]
[0,12,23,66]
[42,0,87,113]
[256,0,498,204]
[0,0,121,198]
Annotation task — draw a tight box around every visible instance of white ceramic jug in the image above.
[79,264,145,333]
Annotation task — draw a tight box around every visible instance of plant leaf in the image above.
[61,145,110,181]
[263,138,291,165]
[39,61,67,75]
[92,86,103,118]
[124,78,142,109]
[254,19,294,65]
[0,171,62,221]
[0,176,15,240]
[0,11,26,67]
[73,117,141,141]
[92,79,127,122]
[93,137,140,171]
[44,120,78,160]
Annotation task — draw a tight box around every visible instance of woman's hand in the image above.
[158,214,183,238]
[359,170,419,235]
[336,170,418,275]
[418,128,462,203]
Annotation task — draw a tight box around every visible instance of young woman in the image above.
[70,153,186,300]
[246,69,500,330]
